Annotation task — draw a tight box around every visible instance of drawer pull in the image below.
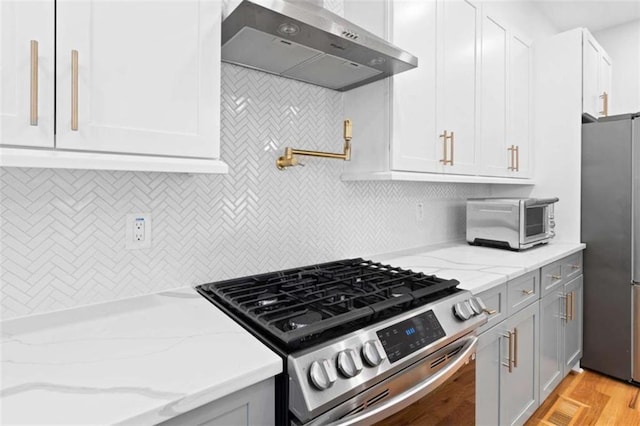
[483,308,497,315]
[521,288,534,295]
[570,264,580,270]
[550,275,561,280]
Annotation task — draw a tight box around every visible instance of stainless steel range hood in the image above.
[221,0,418,91]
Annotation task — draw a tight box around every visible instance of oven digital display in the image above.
[376,310,446,363]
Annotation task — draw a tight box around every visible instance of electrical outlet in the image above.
[126,213,151,250]
[416,203,424,223]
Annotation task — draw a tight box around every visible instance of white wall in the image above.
[594,20,640,115]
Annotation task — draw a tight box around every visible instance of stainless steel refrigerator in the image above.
[582,112,640,382]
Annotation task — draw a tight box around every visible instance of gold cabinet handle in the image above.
[507,145,516,171]
[71,50,79,131]
[30,40,38,126]
[599,92,608,117]
[439,131,454,166]
[521,288,534,296]
[513,327,518,368]
[483,308,497,315]
[501,331,513,373]
[515,145,520,172]
[449,131,454,166]
[550,274,561,280]
[564,292,571,322]
[570,264,581,270]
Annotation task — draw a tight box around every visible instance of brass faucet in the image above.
[276,120,352,170]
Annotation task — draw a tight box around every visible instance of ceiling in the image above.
[533,1,640,33]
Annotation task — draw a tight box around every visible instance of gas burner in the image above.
[287,311,323,330]
[391,286,411,297]
[256,292,278,307]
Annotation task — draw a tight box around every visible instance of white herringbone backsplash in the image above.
[0,64,491,320]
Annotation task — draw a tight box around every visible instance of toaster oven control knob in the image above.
[337,349,363,378]
[453,301,473,320]
[362,340,386,367]
[309,359,337,391]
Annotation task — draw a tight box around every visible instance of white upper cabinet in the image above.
[508,32,532,177]
[437,0,480,176]
[1,0,227,173]
[390,0,439,173]
[56,0,220,159]
[342,0,533,184]
[1,0,55,148]
[582,29,612,118]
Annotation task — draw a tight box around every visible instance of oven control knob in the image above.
[453,301,473,320]
[309,359,337,391]
[468,297,484,315]
[337,349,363,378]
[362,340,386,367]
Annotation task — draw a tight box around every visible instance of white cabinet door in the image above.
[508,32,532,178]
[390,0,439,173]
[0,0,54,147]
[56,0,220,159]
[582,30,601,118]
[598,53,612,117]
[437,0,480,176]
[478,13,508,177]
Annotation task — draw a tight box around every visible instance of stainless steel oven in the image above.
[196,258,486,425]
[467,197,559,250]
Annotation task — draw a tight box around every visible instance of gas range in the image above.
[196,258,487,425]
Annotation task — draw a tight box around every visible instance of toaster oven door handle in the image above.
[524,197,559,207]
[328,336,478,426]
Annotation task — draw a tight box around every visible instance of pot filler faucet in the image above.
[276,119,352,169]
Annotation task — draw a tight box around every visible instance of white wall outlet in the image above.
[126,213,152,250]
[416,203,424,223]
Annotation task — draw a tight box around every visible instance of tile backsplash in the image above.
[0,64,491,320]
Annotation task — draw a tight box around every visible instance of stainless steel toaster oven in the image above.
[466,198,558,250]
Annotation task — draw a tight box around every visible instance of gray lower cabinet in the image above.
[159,378,275,426]
[500,301,540,426]
[539,289,564,402]
[475,250,583,426]
[564,275,583,370]
[476,322,505,426]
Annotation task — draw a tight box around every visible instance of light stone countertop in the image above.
[372,241,586,294]
[0,287,282,425]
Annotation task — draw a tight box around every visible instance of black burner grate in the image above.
[196,258,460,350]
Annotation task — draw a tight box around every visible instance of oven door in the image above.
[520,198,558,246]
[303,336,477,426]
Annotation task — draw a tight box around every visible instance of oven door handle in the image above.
[328,335,478,426]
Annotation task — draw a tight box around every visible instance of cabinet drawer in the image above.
[563,252,583,281]
[541,260,563,297]
[507,270,539,315]
[476,283,507,334]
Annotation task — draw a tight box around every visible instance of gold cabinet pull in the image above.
[30,40,38,126]
[551,274,561,281]
[570,264,581,270]
[507,145,516,171]
[484,308,497,315]
[501,331,513,373]
[564,292,571,322]
[439,131,454,166]
[599,92,608,117]
[513,327,518,368]
[521,288,534,296]
[71,50,79,131]
[515,145,520,172]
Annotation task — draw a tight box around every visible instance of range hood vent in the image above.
[221,0,418,91]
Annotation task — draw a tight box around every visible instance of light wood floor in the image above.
[526,369,640,426]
